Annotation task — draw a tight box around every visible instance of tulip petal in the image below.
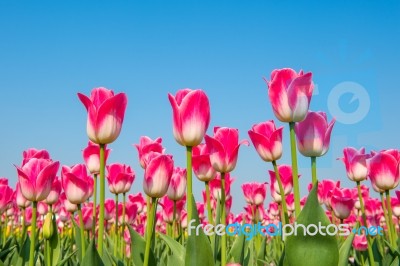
[168,93,184,145]
[36,161,60,201]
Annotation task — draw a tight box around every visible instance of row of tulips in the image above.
[0,68,399,266]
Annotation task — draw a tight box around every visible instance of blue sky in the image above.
[0,1,399,214]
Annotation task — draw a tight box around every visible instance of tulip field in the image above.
[1,68,400,266]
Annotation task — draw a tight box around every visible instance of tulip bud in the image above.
[43,212,54,239]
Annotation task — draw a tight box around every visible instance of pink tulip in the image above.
[294,111,335,157]
[128,192,146,214]
[15,158,60,202]
[61,164,92,204]
[210,173,234,200]
[369,150,400,191]
[167,167,187,201]
[168,89,210,147]
[118,202,138,224]
[83,141,111,174]
[248,120,283,162]
[266,68,314,122]
[286,193,295,211]
[353,234,368,251]
[339,147,369,182]
[0,178,8,187]
[205,127,249,173]
[37,202,48,216]
[192,143,217,182]
[78,87,128,144]
[106,163,135,195]
[75,206,93,231]
[15,182,30,208]
[143,153,174,198]
[353,185,369,210]
[0,185,13,214]
[159,196,185,223]
[22,148,50,166]
[45,177,62,205]
[60,193,77,213]
[269,165,294,202]
[241,182,267,206]
[268,202,279,217]
[104,198,116,220]
[308,179,340,206]
[330,187,355,220]
[134,136,164,169]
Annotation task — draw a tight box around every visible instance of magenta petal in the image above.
[168,93,184,145]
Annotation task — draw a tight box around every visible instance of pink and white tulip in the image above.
[22,148,50,166]
[134,136,164,169]
[248,120,283,162]
[0,185,13,214]
[339,147,369,182]
[45,177,62,205]
[266,68,314,122]
[192,143,216,182]
[106,163,135,195]
[168,89,210,147]
[61,164,92,204]
[167,167,187,201]
[330,187,355,220]
[83,141,110,174]
[369,149,400,191]
[241,182,267,206]
[15,158,60,202]
[143,153,174,198]
[295,111,335,157]
[205,127,249,173]
[78,87,128,144]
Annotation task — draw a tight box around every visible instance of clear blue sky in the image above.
[0,1,399,214]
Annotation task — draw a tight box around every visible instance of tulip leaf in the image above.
[82,239,104,266]
[55,250,77,266]
[16,235,30,266]
[127,224,156,266]
[257,237,267,266]
[159,233,185,264]
[284,183,339,266]
[185,194,215,266]
[338,231,355,266]
[227,232,246,264]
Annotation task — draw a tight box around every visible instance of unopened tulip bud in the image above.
[43,212,54,239]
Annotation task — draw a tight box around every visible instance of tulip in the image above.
[143,153,173,266]
[134,136,164,169]
[159,196,185,224]
[209,173,234,201]
[22,148,50,166]
[205,127,249,174]
[0,178,8,187]
[0,185,13,215]
[295,111,335,158]
[369,150,400,191]
[128,192,146,214]
[353,234,368,251]
[168,89,210,147]
[61,164,92,205]
[77,87,128,144]
[192,143,216,182]
[15,158,60,202]
[106,163,135,195]
[45,178,61,206]
[330,187,355,220]
[167,167,187,201]
[241,182,267,206]
[143,153,174,198]
[248,120,283,162]
[268,165,294,200]
[338,147,370,182]
[37,202,48,216]
[83,141,110,174]
[16,182,30,209]
[104,199,116,220]
[265,68,314,123]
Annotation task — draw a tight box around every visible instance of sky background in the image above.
[0,0,399,214]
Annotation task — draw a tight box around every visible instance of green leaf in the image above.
[82,239,104,266]
[185,194,215,266]
[72,219,83,263]
[55,250,77,266]
[285,183,339,266]
[0,245,16,261]
[127,224,156,266]
[257,237,267,266]
[159,233,185,265]
[49,215,61,266]
[338,232,355,266]
[228,234,246,264]
[16,235,30,266]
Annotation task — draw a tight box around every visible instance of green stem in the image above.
[289,122,301,216]
[46,239,51,266]
[385,190,397,247]
[92,173,97,236]
[356,181,375,266]
[145,196,150,239]
[205,181,214,225]
[221,173,226,266]
[272,161,289,226]
[173,200,177,239]
[114,194,119,258]
[21,208,26,243]
[186,146,193,222]
[144,198,157,266]
[380,192,390,239]
[122,193,126,260]
[29,201,37,266]
[78,204,86,258]
[311,156,317,185]
[98,144,105,256]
